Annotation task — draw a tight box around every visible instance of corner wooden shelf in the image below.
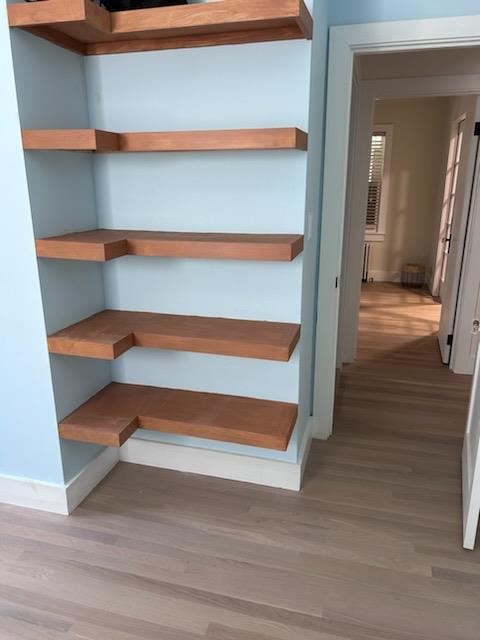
[8,0,313,56]
[36,229,304,262]
[22,128,308,152]
[59,382,298,450]
[48,310,300,361]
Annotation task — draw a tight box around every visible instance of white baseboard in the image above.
[120,433,311,492]
[0,474,70,515]
[0,447,119,515]
[0,430,312,515]
[65,447,119,513]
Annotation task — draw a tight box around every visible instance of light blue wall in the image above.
[85,39,311,462]
[8,26,110,484]
[329,0,480,25]
[5,0,479,486]
[0,2,64,485]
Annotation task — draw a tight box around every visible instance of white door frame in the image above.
[312,15,480,439]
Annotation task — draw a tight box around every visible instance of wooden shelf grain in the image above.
[22,128,308,152]
[8,0,313,56]
[48,310,301,361]
[22,129,120,152]
[59,382,298,449]
[36,229,304,262]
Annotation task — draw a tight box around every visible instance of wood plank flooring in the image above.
[1,283,479,639]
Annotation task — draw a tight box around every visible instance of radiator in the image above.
[362,242,372,282]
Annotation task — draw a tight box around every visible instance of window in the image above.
[365,125,393,242]
[366,134,386,230]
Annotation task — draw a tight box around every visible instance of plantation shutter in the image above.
[366,133,386,230]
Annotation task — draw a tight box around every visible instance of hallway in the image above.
[0,284,480,639]
[334,282,472,442]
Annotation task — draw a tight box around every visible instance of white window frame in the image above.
[365,123,393,242]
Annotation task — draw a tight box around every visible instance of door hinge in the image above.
[475,122,480,136]
[447,334,454,346]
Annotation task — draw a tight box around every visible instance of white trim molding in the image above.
[65,447,119,513]
[312,14,480,440]
[0,474,70,515]
[0,429,313,515]
[0,447,119,515]
[120,430,312,492]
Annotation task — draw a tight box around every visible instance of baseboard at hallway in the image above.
[120,430,312,492]
[66,447,119,513]
[0,429,312,515]
[0,447,119,515]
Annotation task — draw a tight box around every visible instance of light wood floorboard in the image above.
[1,283,479,639]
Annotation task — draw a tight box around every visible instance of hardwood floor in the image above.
[1,283,479,639]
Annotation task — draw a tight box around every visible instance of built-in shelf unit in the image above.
[9,0,312,454]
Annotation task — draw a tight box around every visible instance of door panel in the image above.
[438,101,480,365]
[463,346,480,549]
[439,120,464,300]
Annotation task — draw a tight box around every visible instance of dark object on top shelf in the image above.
[100,0,188,10]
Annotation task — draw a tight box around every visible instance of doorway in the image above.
[313,30,480,547]
[335,90,474,432]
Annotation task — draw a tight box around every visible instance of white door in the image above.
[437,99,480,365]
[463,345,480,549]
[437,117,468,363]
[440,118,465,300]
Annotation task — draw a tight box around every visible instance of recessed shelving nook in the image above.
[8,0,313,55]
[10,0,312,462]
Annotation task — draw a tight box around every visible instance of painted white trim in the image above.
[0,474,69,515]
[65,447,119,513]
[0,447,119,515]
[364,233,385,243]
[120,433,311,492]
[337,81,374,368]
[0,431,312,515]
[462,345,480,549]
[313,14,480,440]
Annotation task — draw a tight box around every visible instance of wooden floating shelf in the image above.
[48,310,300,361]
[59,382,298,450]
[8,0,313,56]
[36,229,304,262]
[22,128,308,152]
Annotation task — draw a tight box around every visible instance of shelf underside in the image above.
[36,229,304,262]
[8,0,312,55]
[22,128,308,152]
[48,310,300,361]
[60,382,297,450]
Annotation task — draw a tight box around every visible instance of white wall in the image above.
[369,97,450,283]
